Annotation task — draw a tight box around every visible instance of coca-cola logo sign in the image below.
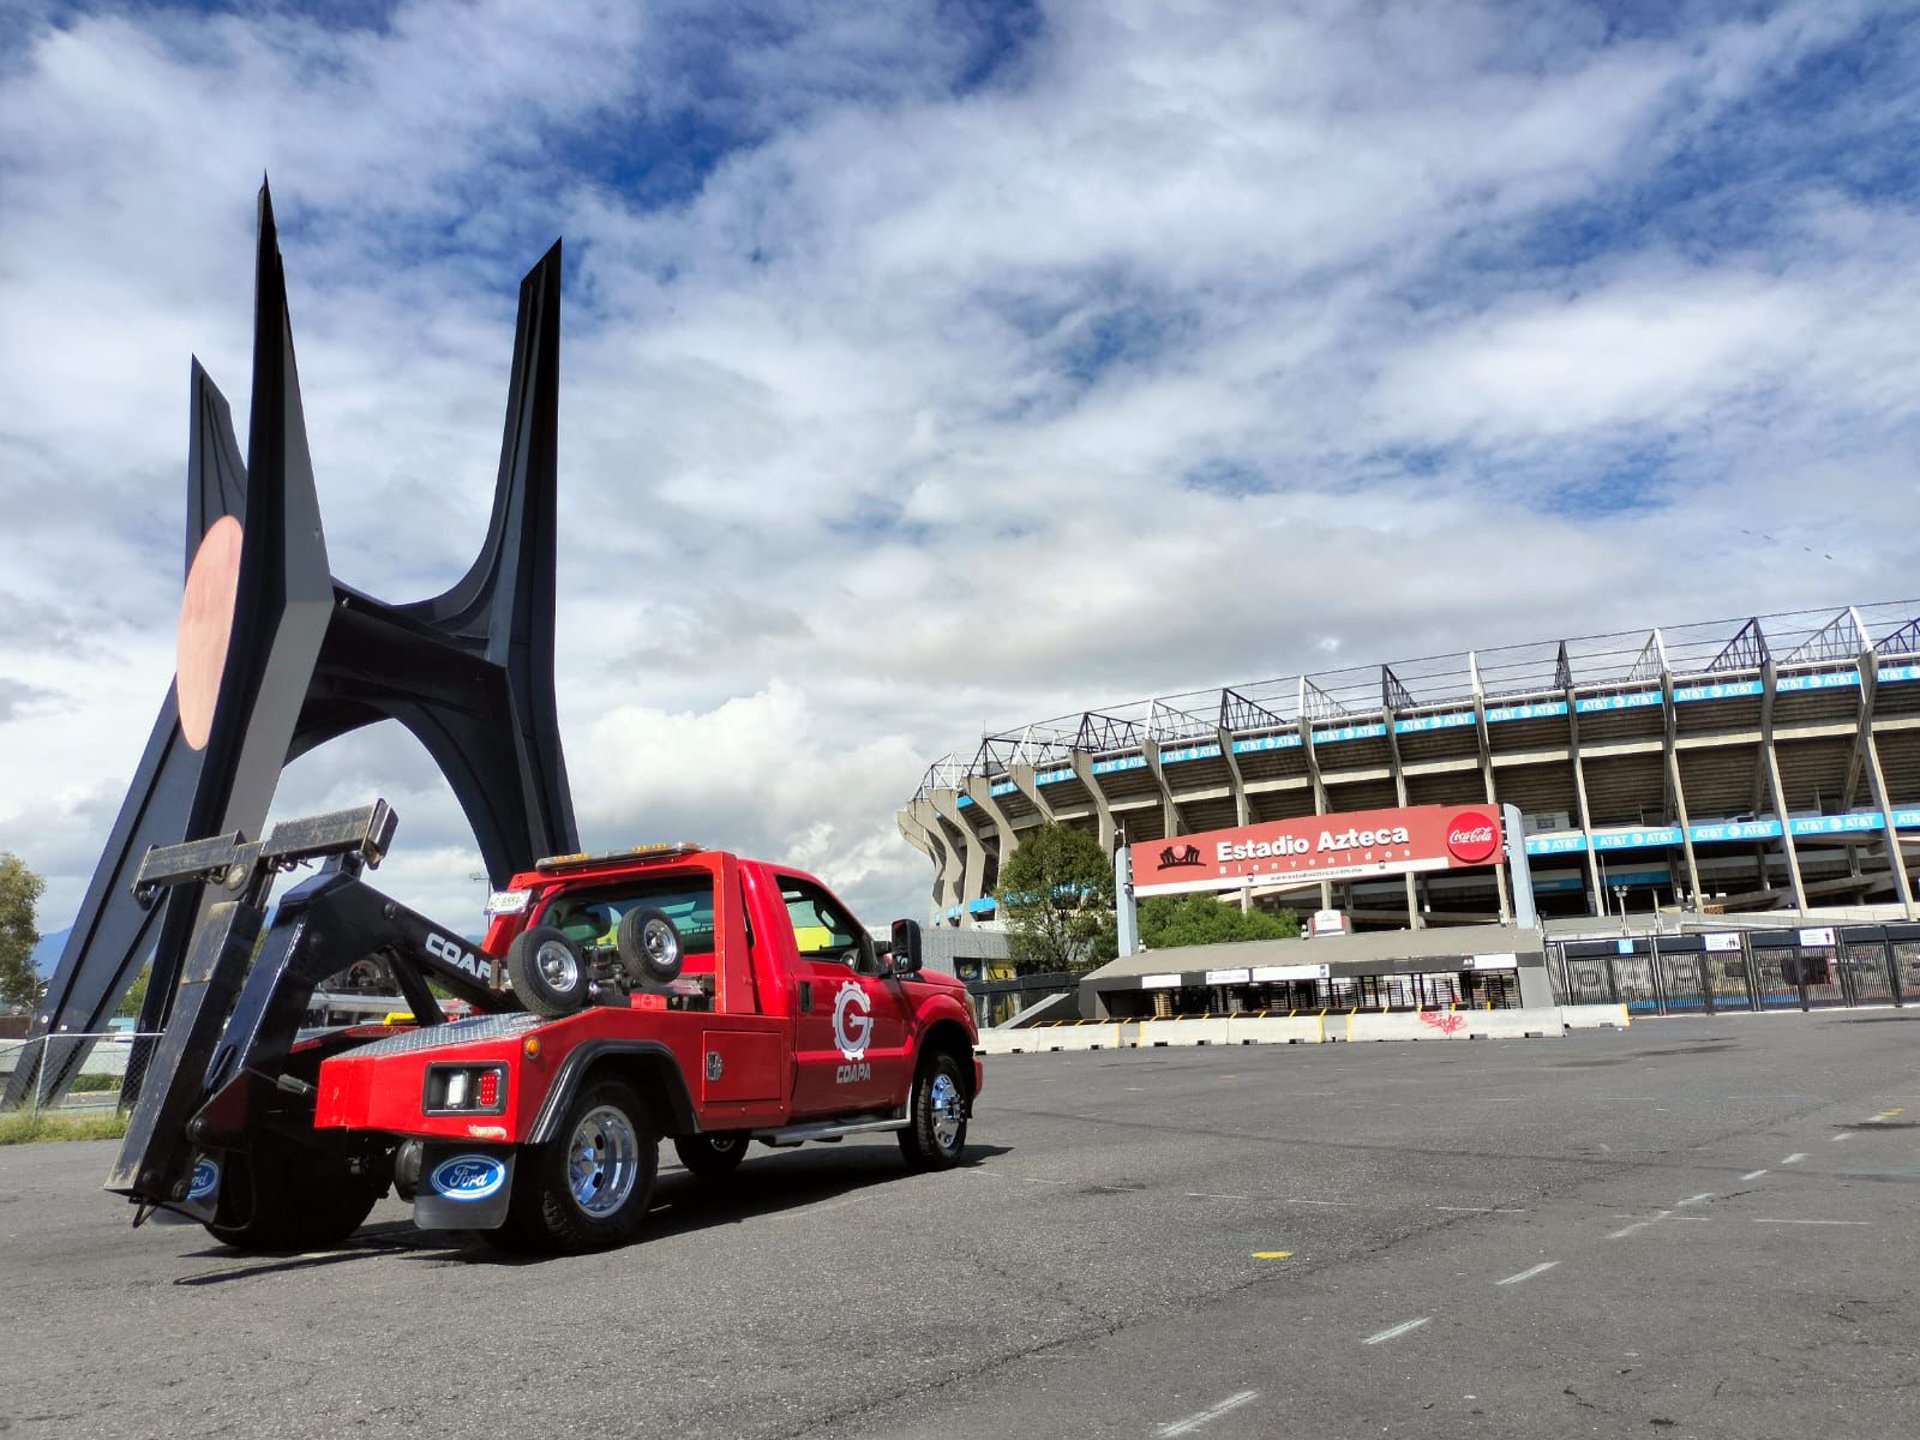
[1445,812,1500,864]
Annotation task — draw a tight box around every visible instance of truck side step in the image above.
[752,1117,908,1148]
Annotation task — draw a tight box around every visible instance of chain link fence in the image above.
[0,1031,165,1118]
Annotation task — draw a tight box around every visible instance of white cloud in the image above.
[0,0,1916,946]
[1378,273,1821,441]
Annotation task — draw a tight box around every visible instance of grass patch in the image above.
[0,1109,129,1145]
[71,1073,121,1094]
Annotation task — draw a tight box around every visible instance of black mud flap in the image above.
[413,1145,516,1231]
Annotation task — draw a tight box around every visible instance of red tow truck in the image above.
[106,801,981,1254]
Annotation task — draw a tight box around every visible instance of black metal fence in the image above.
[1553,923,1920,1016]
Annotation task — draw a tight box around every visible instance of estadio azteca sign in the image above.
[1130,804,1503,896]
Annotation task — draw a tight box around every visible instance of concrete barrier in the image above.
[974,1006,1613,1055]
[1139,1017,1235,1047]
[1559,1003,1631,1030]
[1347,1011,1471,1042]
[976,1022,1142,1055]
[1460,1007,1563,1039]
[1225,1015,1324,1045]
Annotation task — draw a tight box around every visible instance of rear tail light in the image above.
[424,1064,507,1115]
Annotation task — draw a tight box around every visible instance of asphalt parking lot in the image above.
[1,1011,1917,1439]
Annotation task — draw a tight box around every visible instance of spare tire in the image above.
[617,906,684,988]
[506,926,592,1017]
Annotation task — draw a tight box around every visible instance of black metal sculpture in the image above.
[6,183,578,1104]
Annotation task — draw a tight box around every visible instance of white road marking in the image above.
[1783,1153,1808,1165]
[1751,1218,1870,1227]
[1021,1176,1070,1186]
[1283,1198,1352,1207]
[1831,1133,1851,1143]
[1362,1318,1431,1345]
[1433,1205,1528,1214]
[1496,1261,1560,1286]
[1157,1390,1259,1436]
[1741,1169,1769,1181]
[1607,1209,1672,1239]
[1677,1193,1714,1207]
[1185,1192,1251,1201]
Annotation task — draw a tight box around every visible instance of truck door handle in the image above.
[798,981,812,1012]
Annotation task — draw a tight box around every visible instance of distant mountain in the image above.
[29,926,71,978]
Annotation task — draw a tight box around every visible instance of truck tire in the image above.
[898,1052,969,1172]
[617,906,684,987]
[205,1134,387,1252]
[499,1079,657,1253]
[505,926,592,1016]
[673,1131,748,1177]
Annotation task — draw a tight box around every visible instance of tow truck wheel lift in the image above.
[112,801,513,1249]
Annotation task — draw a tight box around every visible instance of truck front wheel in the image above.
[500,1080,658,1253]
[898,1052,969,1171]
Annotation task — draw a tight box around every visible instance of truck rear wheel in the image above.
[673,1131,748,1177]
[205,1134,387,1252]
[898,1052,968,1172]
[499,1079,657,1253]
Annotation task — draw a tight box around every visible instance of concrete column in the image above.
[1382,705,1421,929]
[963,776,1019,869]
[929,790,987,927]
[1298,714,1332,912]
[1565,696,1605,918]
[906,799,964,921]
[1758,660,1809,912]
[1140,738,1181,839]
[1008,760,1056,823]
[1217,727,1251,827]
[1855,654,1917,918]
[1068,751,1117,853]
[1469,655,1512,921]
[1659,668,1705,911]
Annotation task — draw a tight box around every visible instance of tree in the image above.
[0,852,45,1011]
[117,964,151,1020]
[1138,893,1299,949]
[993,824,1117,975]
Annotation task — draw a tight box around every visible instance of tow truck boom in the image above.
[109,801,513,1218]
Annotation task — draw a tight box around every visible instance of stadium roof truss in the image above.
[912,601,1920,799]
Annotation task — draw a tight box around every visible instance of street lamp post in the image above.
[1612,884,1629,934]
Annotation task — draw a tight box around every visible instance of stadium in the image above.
[899,600,1920,934]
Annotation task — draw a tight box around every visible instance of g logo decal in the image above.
[832,981,872,1061]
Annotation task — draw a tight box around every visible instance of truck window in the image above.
[539,878,717,964]
[779,878,867,967]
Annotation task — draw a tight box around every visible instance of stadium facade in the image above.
[898,602,1920,931]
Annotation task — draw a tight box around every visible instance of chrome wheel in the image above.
[929,1071,963,1151]
[535,937,580,992]
[641,919,676,963]
[567,1105,640,1217]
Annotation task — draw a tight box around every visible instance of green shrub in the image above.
[0,1110,130,1144]
[70,1073,120,1093]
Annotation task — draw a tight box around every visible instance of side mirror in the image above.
[890,918,923,976]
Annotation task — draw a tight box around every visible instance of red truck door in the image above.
[776,875,912,1116]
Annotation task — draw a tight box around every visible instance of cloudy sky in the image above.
[1,0,1914,940]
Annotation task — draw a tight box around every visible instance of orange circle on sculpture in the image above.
[176,515,243,751]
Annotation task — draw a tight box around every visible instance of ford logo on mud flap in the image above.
[187,1158,219,1202]
[428,1153,507,1201]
